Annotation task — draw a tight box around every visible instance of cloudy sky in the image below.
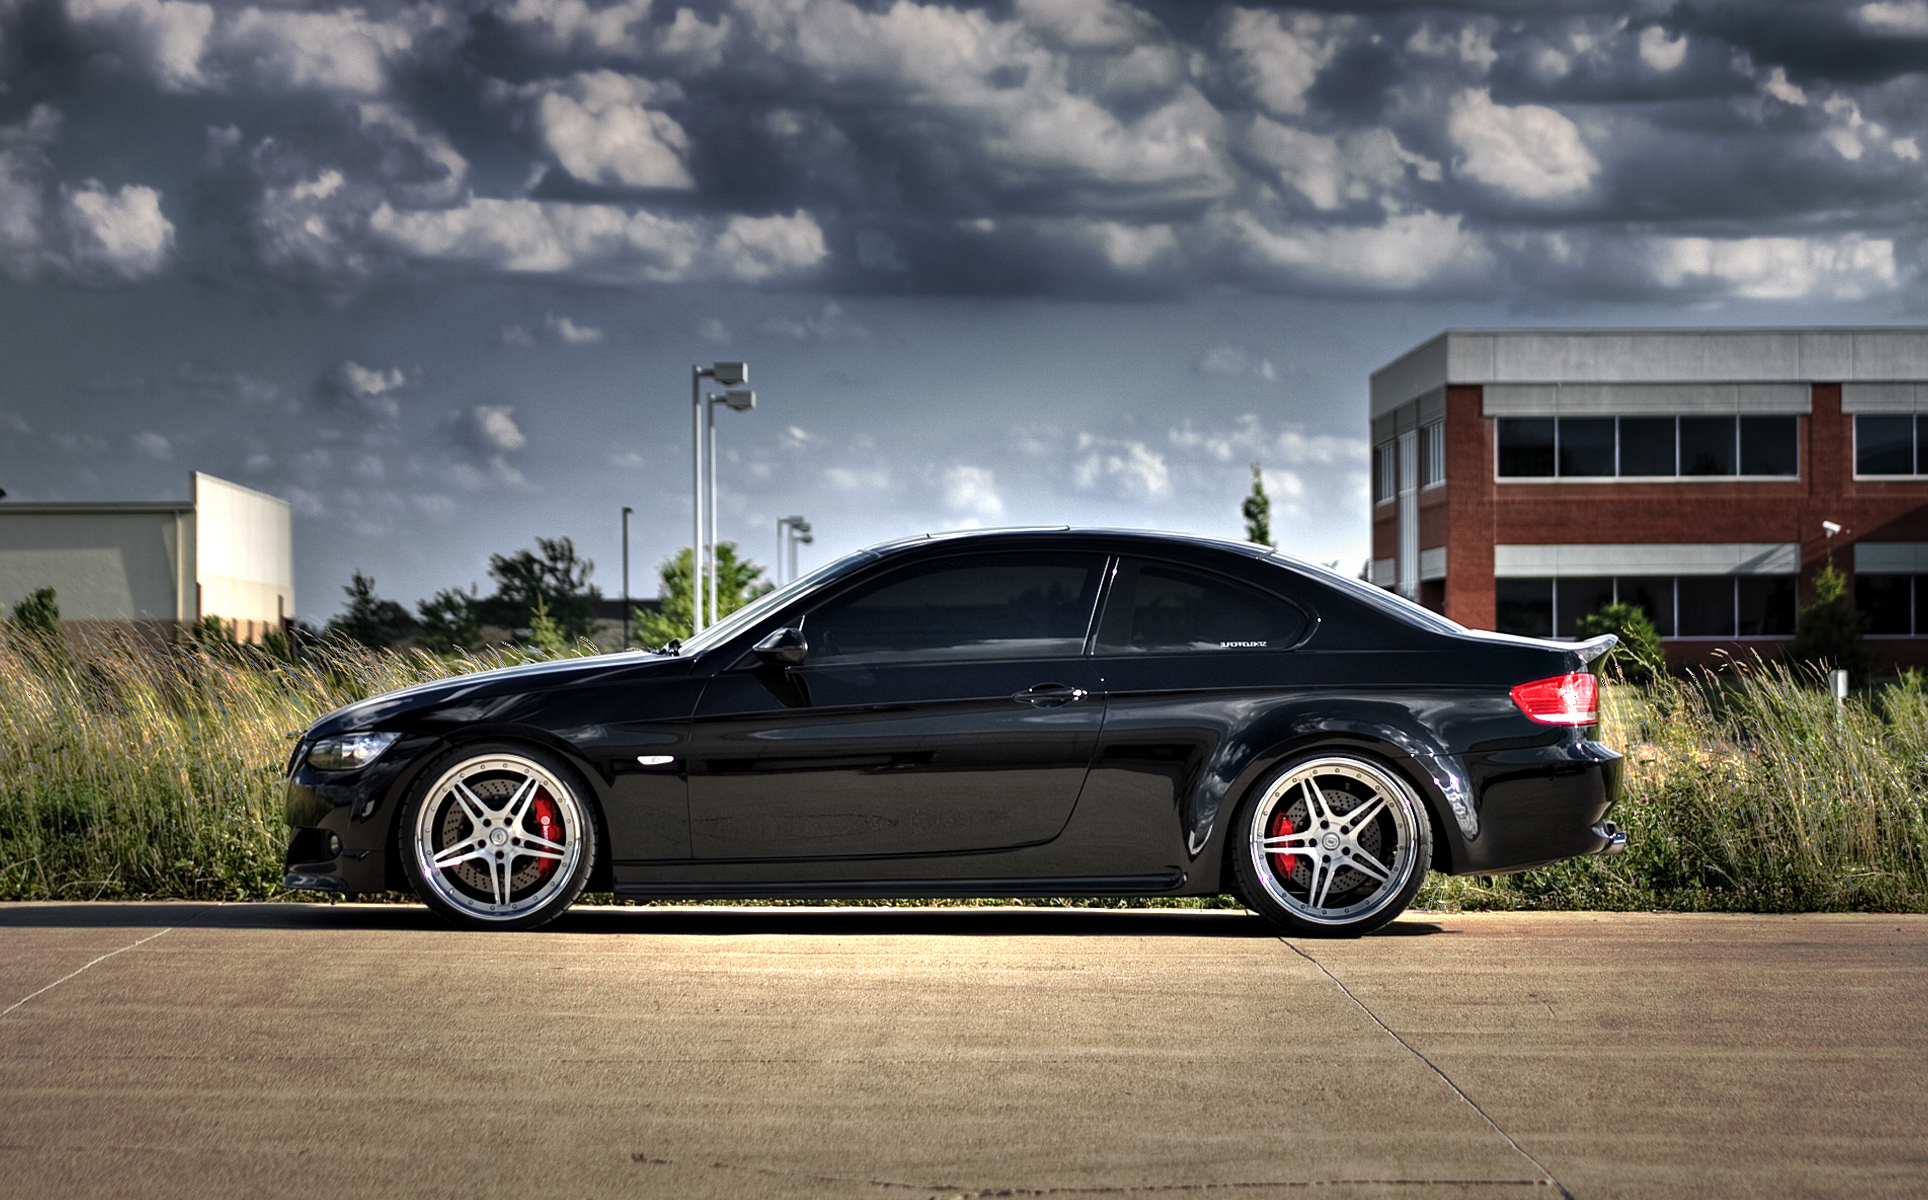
[3,0,1926,621]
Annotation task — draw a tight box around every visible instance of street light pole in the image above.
[706,387,756,627]
[690,362,747,634]
[621,505,633,649]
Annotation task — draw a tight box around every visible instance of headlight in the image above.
[307,731,401,772]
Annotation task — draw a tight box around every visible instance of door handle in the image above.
[1014,683,1087,708]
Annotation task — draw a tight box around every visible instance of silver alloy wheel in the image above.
[410,751,587,923]
[1246,755,1423,928]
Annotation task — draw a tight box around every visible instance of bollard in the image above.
[1828,668,1849,704]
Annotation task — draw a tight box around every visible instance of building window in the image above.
[1493,576,1794,639]
[1419,420,1446,487]
[1858,574,1920,634]
[1373,442,1395,503]
[1497,416,1799,479]
[1855,415,1921,476]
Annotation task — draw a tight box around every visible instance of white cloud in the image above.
[1195,344,1276,382]
[0,106,174,285]
[1221,8,1344,118]
[697,317,731,343]
[321,361,416,421]
[757,301,867,341]
[367,199,827,284]
[941,464,1005,517]
[1764,66,1808,106]
[1014,0,1155,50]
[497,323,537,347]
[1222,209,1492,291]
[545,313,605,344]
[1448,90,1598,201]
[1857,2,1928,33]
[67,0,446,95]
[469,405,526,452]
[1643,235,1898,301]
[1637,26,1687,72]
[1072,434,1170,500]
[131,430,172,460]
[524,71,696,190]
[1244,119,1440,212]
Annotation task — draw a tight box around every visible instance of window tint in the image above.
[1675,576,1734,637]
[1858,574,1913,635]
[1497,419,1555,477]
[1557,418,1615,477]
[1739,416,1798,476]
[803,552,1104,664]
[1679,417,1737,476]
[1618,418,1676,476]
[1097,561,1308,654]
[1737,576,1795,636]
[1494,579,1553,638]
[1857,415,1916,475]
[1555,576,1614,637]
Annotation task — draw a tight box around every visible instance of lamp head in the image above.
[719,387,755,412]
[710,362,748,386]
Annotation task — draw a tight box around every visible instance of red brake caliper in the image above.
[529,792,562,879]
[1268,809,1297,881]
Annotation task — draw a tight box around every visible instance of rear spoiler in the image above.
[1573,634,1618,664]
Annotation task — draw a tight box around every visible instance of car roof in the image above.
[864,525,1286,564]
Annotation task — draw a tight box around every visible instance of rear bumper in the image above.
[1446,739,1625,875]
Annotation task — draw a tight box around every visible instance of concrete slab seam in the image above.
[1282,939,1574,1200]
[0,927,174,1019]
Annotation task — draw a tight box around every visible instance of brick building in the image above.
[1368,328,1928,668]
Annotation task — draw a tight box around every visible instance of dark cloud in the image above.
[0,0,1919,304]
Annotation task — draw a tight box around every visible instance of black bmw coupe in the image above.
[284,528,1625,935]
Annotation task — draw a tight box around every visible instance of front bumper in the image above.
[281,735,441,895]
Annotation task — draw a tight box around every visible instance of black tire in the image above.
[1231,751,1432,938]
[398,741,597,931]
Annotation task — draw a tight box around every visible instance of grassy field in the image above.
[2,625,1925,911]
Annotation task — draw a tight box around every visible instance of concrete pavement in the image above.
[0,903,1923,1199]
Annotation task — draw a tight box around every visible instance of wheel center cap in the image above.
[489,828,510,847]
[1322,833,1341,850]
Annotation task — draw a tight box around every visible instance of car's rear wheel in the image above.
[1232,752,1431,938]
[399,742,595,931]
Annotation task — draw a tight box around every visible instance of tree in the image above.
[1574,602,1666,685]
[482,536,600,641]
[634,543,771,648]
[1241,461,1273,548]
[417,586,481,653]
[8,586,59,635]
[327,571,419,649]
[1784,561,1871,686]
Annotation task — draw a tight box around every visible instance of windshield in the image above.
[1284,555,1467,636]
[673,546,879,655]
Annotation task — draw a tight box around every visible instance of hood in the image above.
[304,650,687,737]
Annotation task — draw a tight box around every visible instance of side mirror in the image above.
[752,626,807,667]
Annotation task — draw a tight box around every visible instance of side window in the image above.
[1096,560,1309,654]
[801,552,1105,664]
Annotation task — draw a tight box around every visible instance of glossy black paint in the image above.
[283,528,1622,900]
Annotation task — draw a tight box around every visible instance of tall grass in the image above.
[0,627,489,899]
[3,627,1925,910]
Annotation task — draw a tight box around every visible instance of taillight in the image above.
[1510,672,1598,726]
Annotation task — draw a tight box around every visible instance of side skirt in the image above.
[613,872,1186,901]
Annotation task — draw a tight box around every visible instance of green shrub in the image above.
[1574,601,1666,684]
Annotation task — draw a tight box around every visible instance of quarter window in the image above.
[802,552,1105,664]
[1097,561,1309,654]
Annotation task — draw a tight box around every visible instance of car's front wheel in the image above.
[399,742,596,931]
[1232,752,1431,937]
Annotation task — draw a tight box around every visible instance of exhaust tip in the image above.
[1591,819,1628,856]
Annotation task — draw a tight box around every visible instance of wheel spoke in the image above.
[489,854,512,908]
[1298,778,1331,824]
[1341,793,1389,834]
[504,776,541,825]
[452,781,492,825]
[1347,845,1393,885]
[1259,832,1317,853]
[1305,855,1340,908]
[511,839,566,863]
[431,840,487,871]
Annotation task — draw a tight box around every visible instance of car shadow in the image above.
[0,900,1452,939]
